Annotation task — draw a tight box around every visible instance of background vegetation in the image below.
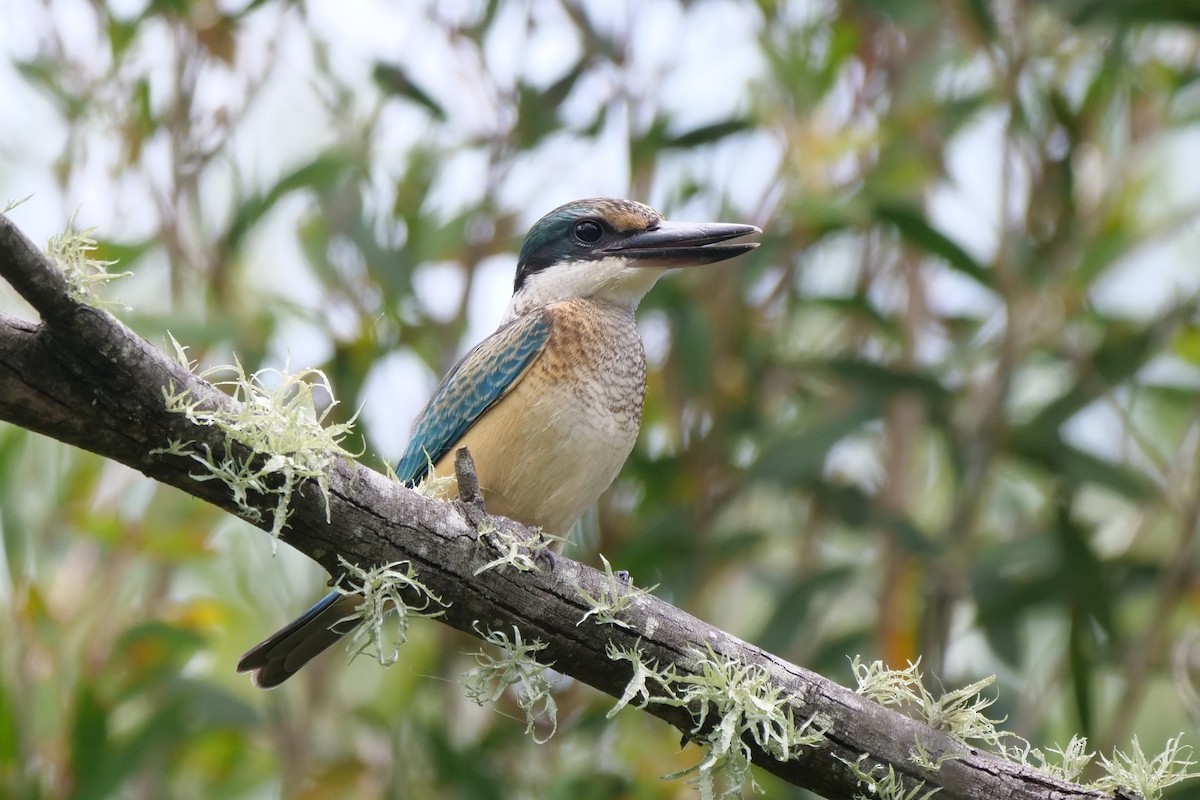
[2,0,1200,797]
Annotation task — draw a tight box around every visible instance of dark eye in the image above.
[573,219,603,244]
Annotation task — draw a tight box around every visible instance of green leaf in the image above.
[0,429,28,584]
[751,399,879,486]
[756,567,856,653]
[372,64,447,120]
[1068,607,1094,737]
[514,82,564,148]
[146,0,190,15]
[106,16,139,59]
[68,686,111,799]
[970,534,1059,665]
[820,358,951,412]
[1060,0,1200,26]
[630,115,670,172]
[425,725,505,800]
[1020,315,1183,437]
[541,59,588,109]
[875,202,993,287]
[940,92,993,137]
[1058,498,1110,737]
[1075,221,1135,283]
[1010,435,1152,499]
[0,682,17,775]
[804,293,897,334]
[561,2,620,62]
[819,481,938,553]
[676,302,713,394]
[663,118,752,149]
[1175,323,1200,364]
[222,151,358,257]
[545,774,632,800]
[1057,501,1117,638]
[963,0,998,40]
[175,680,260,729]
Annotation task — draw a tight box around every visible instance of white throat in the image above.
[503,257,667,320]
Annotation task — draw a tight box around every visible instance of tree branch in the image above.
[0,213,1129,800]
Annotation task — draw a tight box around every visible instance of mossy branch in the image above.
[0,212,1164,800]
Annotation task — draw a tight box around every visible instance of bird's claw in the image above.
[534,544,557,571]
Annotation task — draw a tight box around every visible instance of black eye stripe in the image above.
[573,219,603,244]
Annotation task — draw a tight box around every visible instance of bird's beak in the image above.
[604,221,761,268]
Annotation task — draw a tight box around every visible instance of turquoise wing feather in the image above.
[394,311,552,486]
[239,312,551,688]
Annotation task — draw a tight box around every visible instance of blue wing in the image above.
[394,310,552,485]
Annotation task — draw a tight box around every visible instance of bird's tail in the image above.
[236,590,362,689]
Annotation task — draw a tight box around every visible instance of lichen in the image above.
[850,656,1198,798]
[1093,734,1198,800]
[463,624,558,743]
[157,337,358,548]
[472,525,562,576]
[45,213,131,308]
[608,641,825,799]
[335,557,448,667]
[836,754,939,800]
[573,554,656,629]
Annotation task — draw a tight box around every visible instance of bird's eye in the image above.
[573,220,603,244]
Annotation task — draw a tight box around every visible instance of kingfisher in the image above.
[237,198,760,688]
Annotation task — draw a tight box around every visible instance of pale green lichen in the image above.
[406,451,457,499]
[4,195,32,213]
[836,754,939,800]
[472,525,563,576]
[852,657,1006,750]
[414,469,457,499]
[159,336,359,548]
[45,214,131,307]
[463,624,558,743]
[605,641,672,717]
[607,641,825,799]
[152,438,195,458]
[998,735,1094,784]
[334,557,448,667]
[908,738,957,772]
[1093,734,1198,800]
[574,554,657,629]
[850,657,1197,798]
[667,645,828,799]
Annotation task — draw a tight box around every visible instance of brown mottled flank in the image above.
[431,298,645,538]
[589,198,662,232]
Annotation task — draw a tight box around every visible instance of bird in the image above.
[237,198,761,688]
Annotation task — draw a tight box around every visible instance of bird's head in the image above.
[506,198,760,317]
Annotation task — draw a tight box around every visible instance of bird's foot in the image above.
[533,540,558,572]
[473,521,552,576]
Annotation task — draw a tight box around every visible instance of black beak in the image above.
[603,221,761,267]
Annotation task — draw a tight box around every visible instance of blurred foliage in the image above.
[2,0,1200,798]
